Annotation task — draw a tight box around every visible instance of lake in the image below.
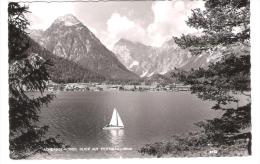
[33,91,222,159]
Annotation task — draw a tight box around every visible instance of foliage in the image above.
[139,132,249,157]
[140,0,251,157]
[177,47,250,104]
[174,0,251,154]
[8,2,66,159]
[195,103,251,145]
[174,0,250,55]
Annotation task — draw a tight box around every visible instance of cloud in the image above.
[25,2,75,29]
[99,13,146,49]
[25,1,205,49]
[107,13,136,35]
[100,0,205,49]
[147,0,205,47]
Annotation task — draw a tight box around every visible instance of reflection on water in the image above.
[105,129,125,146]
[38,91,224,158]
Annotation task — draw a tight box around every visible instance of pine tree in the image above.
[174,0,251,154]
[8,2,65,159]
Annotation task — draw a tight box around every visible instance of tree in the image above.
[174,0,251,154]
[139,0,251,157]
[8,2,65,159]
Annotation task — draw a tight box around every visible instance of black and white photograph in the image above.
[1,0,260,162]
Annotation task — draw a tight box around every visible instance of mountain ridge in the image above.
[29,14,139,81]
[26,35,106,83]
[113,38,221,78]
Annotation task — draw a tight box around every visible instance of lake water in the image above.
[34,91,222,159]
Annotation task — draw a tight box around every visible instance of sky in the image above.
[24,0,205,50]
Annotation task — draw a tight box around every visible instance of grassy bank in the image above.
[138,132,249,158]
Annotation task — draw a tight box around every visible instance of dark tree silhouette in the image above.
[173,0,251,154]
[8,2,65,159]
[139,0,251,157]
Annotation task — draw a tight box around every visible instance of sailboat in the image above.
[103,108,124,130]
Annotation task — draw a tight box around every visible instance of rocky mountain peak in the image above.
[113,38,221,77]
[116,38,151,48]
[117,38,131,44]
[30,15,139,80]
[53,14,81,26]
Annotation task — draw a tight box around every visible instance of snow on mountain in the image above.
[28,14,223,80]
[140,71,148,78]
[113,38,221,78]
[113,39,159,77]
[129,61,139,69]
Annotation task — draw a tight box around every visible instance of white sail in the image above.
[109,109,117,126]
[103,108,124,129]
[116,110,124,127]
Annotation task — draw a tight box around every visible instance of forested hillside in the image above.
[27,38,106,83]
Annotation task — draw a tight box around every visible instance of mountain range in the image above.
[29,14,139,81]
[29,14,223,83]
[112,38,222,78]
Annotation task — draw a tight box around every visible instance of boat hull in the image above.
[103,108,124,130]
[102,125,124,130]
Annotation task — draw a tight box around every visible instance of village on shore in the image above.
[46,81,191,92]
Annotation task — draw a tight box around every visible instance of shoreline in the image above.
[45,82,191,92]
